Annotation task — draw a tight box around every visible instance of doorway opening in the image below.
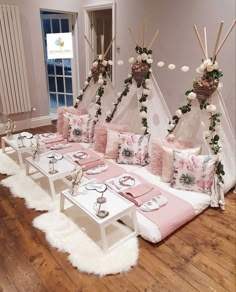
[84,3,116,83]
[40,10,78,115]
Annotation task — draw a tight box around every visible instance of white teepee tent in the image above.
[167,20,236,208]
[105,27,171,139]
[75,35,117,122]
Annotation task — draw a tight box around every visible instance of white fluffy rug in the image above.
[1,170,58,211]
[33,210,139,276]
[0,149,21,175]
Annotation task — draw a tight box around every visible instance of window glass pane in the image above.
[66,95,73,106]
[58,94,65,106]
[49,77,55,92]
[61,19,69,32]
[43,19,51,34]
[57,77,64,92]
[50,93,57,109]
[65,77,72,93]
[52,19,60,33]
[55,59,63,75]
[64,59,71,76]
[47,61,54,75]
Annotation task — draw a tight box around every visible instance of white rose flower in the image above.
[218,144,223,153]
[196,67,203,74]
[203,59,212,67]
[147,58,153,64]
[128,57,135,64]
[117,60,124,65]
[108,60,113,65]
[181,66,189,72]
[79,89,83,95]
[167,134,175,141]
[175,109,183,118]
[106,111,111,116]
[169,123,175,130]
[149,68,152,72]
[142,101,147,106]
[206,104,216,113]
[157,61,165,67]
[93,61,98,67]
[145,79,150,84]
[98,54,103,60]
[128,74,132,78]
[213,62,218,70]
[118,92,122,97]
[140,111,147,118]
[141,126,147,132]
[187,92,197,100]
[84,81,89,86]
[94,104,100,110]
[199,63,205,72]
[98,78,104,85]
[88,71,92,77]
[218,82,223,89]
[168,64,176,70]
[137,55,142,62]
[95,94,100,99]
[206,65,214,72]
[141,53,148,60]
[143,89,150,95]
[102,60,107,66]
[203,131,211,138]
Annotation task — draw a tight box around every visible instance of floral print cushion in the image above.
[116,133,150,166]
[171,150,219,194]
[68,114,95,143]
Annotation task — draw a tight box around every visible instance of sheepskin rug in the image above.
[0,148,21,175]
[1,170,59,211]
[33,209,139,276]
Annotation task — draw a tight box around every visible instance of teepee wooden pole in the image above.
[142,20,146,48]
[84,34,95,53]
[212,21,224,60]
[100,35,105,57]
[128,28,139,46]
[148,28,159,50]
[203,27,208,59]
[215,19,236,57]
[193,25,207,59]
[104,36,116,59]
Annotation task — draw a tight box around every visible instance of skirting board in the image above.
[0,115,51,135]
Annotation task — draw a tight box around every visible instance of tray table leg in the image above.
[100,226,108,251]
[48,178,56,200]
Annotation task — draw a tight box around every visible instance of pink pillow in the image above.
[68,114,95,143]
[149,138,193,176]
[171,151,218,193]
[116,133,150,166]
[161,146,202,182]
[57,106,88,134]
[93,122,129,153]
[104,129,120,159]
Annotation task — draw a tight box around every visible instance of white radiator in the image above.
[0,4,31,114]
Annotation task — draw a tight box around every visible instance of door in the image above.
[40,11,77,114]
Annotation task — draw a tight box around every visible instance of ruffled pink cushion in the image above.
[93,122,129,153]
[57,107,88,134]
[149,138,193,176]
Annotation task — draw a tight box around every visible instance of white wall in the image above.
[0,0,235,131]
[145,0,235,130]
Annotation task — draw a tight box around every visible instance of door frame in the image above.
[40,9,80,115]
[84,1,116,85]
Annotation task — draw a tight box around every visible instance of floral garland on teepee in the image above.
[106,46,153,135]
[75,54,113,121]
[167,58,225,184]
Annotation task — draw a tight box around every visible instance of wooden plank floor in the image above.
[0,125,235,292]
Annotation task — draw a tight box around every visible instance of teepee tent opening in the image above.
[105,25,171,140]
